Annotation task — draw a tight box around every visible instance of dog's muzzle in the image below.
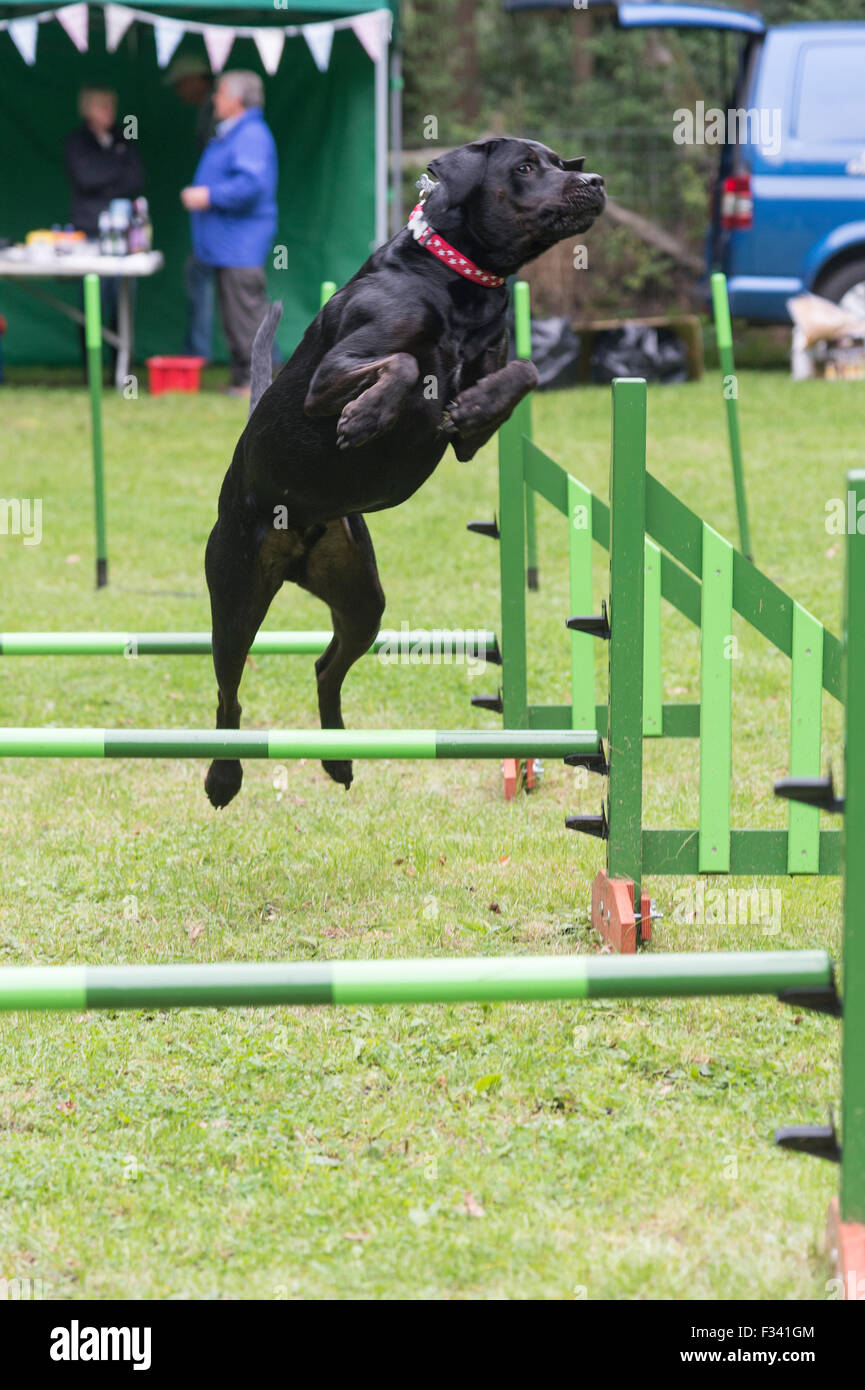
[543,173,606,234]
[567,172,606,211]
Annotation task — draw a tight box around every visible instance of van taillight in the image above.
[721,174,753,230]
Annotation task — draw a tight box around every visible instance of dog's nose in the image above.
[576,172,604,188]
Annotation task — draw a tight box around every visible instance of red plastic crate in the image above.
[146,356,206,395]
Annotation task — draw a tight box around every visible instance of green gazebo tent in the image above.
[0,0,400,365]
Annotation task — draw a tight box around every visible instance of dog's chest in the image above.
[435,305,506,393]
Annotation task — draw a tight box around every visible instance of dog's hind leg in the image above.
[298,514,385,789]
[204,516,284,808]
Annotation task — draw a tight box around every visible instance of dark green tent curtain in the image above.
[0,3,391,364]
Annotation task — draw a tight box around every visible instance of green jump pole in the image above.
[320,281,337,307]
[493,280,536,728]
[0,727,599,760]
[83,272,108,588]
[0,629,501,661]
[0,950,834,1013]
[841,469,865,1225]
[711,271,753,563]
[498,395,529,729]
[606,378,647,897]
[513,280,538,590]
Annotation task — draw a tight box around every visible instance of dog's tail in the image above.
[249,300,283,418]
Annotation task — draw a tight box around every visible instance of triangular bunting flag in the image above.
[202,24,236,75]
[253,28,285,77]
[301,21,334,74]
[8,17,38,65]
[105,3,136,54]
[56,2,89,54]
[350,10,390,65]
[153,17,185,69]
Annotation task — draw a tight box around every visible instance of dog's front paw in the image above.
[447,361,540,437]
[439,407,458,438]
[336,397,381,450]
[443,388,487,436]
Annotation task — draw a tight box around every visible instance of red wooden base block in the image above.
[639,887,652,943]
[826,1197,865,1300]
[591,871,652,953]
[502,758,537,800]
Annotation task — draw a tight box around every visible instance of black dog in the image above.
[204,137,605,807]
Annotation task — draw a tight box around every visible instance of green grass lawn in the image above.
[0,369,857,1300]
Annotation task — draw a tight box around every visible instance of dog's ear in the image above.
[427,142,491,211]
[560,156,586,172]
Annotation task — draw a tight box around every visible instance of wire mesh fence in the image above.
[517,125,716,233]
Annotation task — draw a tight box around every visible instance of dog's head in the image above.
[423,137,605,276]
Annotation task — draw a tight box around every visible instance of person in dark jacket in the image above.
[180,70,278,395]
[65,86,145,370]
[65,86,144,237]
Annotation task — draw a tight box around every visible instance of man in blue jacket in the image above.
[181,70,277,395]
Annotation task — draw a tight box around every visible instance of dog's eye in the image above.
[515,163,534,175]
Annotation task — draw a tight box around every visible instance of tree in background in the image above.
[400,0,855,317]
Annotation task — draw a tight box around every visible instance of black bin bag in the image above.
[590,323,688,385]
[508,313,581,389]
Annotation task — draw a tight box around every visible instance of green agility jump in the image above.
[0,950,835,1012]
[481,373,843,945]
[0,727,599,760]
[0,629,500,661]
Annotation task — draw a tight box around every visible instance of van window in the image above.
[793,44,865,143]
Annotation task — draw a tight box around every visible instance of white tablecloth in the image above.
[0,249,165,388]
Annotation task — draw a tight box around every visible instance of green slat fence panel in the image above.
[643,828,842,877]
[657,704,701,737]
[787,603,824,873]
[523,442,705,630]
[659,551,702,629]
[524,702,701,738]
[643,538,663,736]
[524,440,840,703]
[646,472,842,702]
[567,474,595,730]
[523,439,569,516]
[699,524,734,872]
[646,473,703,579]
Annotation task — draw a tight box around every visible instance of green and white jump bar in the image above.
[0,951,835,1012]
[0,728,599,759]
[0,629,501,661]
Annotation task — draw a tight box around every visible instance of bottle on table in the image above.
[131,197,152,253]
[127,202,142,254]
[110,208,128,257]
[97,210,113,256]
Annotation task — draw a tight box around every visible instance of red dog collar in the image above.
[407,202,505,288]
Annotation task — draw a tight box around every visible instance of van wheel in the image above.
[817,260,865,318]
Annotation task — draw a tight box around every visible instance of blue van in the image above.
[615,4,865,322]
